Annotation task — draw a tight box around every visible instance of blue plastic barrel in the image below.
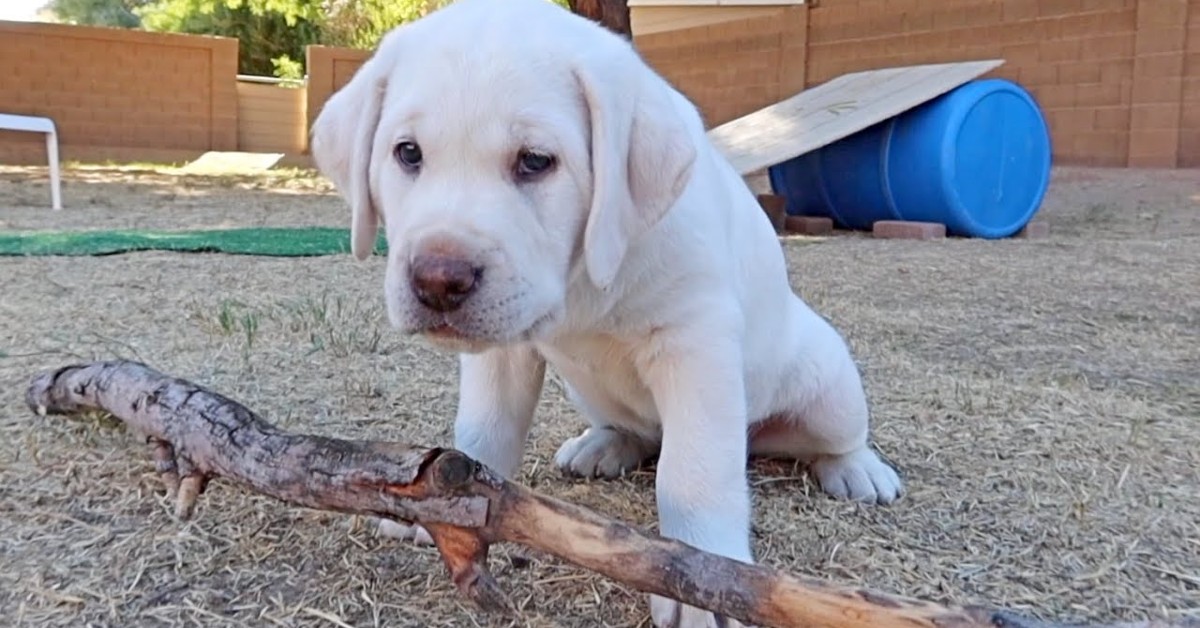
[767,78,1052,239]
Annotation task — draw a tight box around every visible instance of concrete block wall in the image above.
[0,20,238,165]
[1128,0,1191,166]
[633,0,1199,168]
[237,80,308,154]
[1180,0,1200,166]
[305,45,373,136]
[635,6,808,128]
[792,0,1143,167]
[1,3,1194,168]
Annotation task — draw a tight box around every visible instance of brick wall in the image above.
[1181,0,1200,166]
[635,6,807,128]
[2,4,1194,169]
[632,0,1199,168]
[237,80,308,154]
[305,45,373,138]
[0,20,238,165]
[1128,0,1190,166]
[803,0,1142,167]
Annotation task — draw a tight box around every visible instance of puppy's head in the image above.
[310,0,697,352]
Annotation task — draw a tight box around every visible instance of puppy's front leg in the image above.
[453,343,547,478]
[639,325,752,628]
[376,344,546,544]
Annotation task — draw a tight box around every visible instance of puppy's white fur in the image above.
[312,1,903,625]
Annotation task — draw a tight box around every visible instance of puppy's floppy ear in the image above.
[573,46,698,290]
[310,31,402,261]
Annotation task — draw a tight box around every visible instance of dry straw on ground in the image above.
[0,163,1197,627]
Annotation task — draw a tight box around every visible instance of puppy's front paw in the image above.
[651,595,746,628]
[373,518,435,545]
[810,446,904,505]
[554,426,655,479]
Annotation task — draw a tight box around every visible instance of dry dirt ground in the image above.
[0,162,1197,628]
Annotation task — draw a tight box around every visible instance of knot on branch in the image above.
[430,450,477,492]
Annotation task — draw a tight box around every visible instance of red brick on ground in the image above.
[872,220,947,240]
[784,215,834,236]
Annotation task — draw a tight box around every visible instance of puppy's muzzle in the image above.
[410,254,482,313]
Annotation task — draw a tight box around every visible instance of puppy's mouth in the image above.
[407,308,558,349]
[412,322,486,353]
[426,322,466,339]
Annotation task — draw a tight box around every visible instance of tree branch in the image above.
[24,361,1196,628]
[567,0,631,38]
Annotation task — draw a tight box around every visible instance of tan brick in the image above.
[992,20,1037,43]
[1074,130,1129,157]
[1068,108,1099,134]
[1180,130,1200,167]
[1131,77,1185,104]
[965,3,1004,28]
[872,220,947,240]
[1094,106,1132,129]
[1040,0,1083,17]
[1130,103,1183,129]
[1101,9,1138,32]
[1060,12,1114,38]
[1100,61,1135,85]
[931,6,969,30]
[1128,128,1181,163]
[1035,84,1078,108]
[1077,82,1126,106]
[1136,0,1189,29]
[1040,39,1083,63]
[1003,0,1039,22]
[913,29,954,52]
[1135,27,1188,56]
[1080,0,1131,11]
[1058,61,1103,84]
[1032,18,1061,40]
[1134,53,1185,78]
[1180,104,1200,128]
[1020,64,1059,85]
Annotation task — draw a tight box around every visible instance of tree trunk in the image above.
[24,360,1196,628]
[567,0,631,38]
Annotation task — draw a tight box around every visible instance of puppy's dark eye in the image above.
[395,141,422,169]
[516,150,555,179]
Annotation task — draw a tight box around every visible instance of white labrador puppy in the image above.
[311,0,903,625]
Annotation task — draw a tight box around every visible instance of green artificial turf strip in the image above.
[0,227,388,257]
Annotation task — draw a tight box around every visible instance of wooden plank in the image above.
[706,59,1005,175]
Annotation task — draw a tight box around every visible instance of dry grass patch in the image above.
[0,164,1197,627]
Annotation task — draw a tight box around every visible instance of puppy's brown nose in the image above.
[410,255,480,313]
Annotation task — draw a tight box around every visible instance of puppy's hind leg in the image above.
[554,385,659,479]
[751,343,903,505]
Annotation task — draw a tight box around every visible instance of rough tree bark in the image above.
[24,361,1196,628]
[567,0,631,38]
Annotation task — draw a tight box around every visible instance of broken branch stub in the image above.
[24,361,1197,628]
